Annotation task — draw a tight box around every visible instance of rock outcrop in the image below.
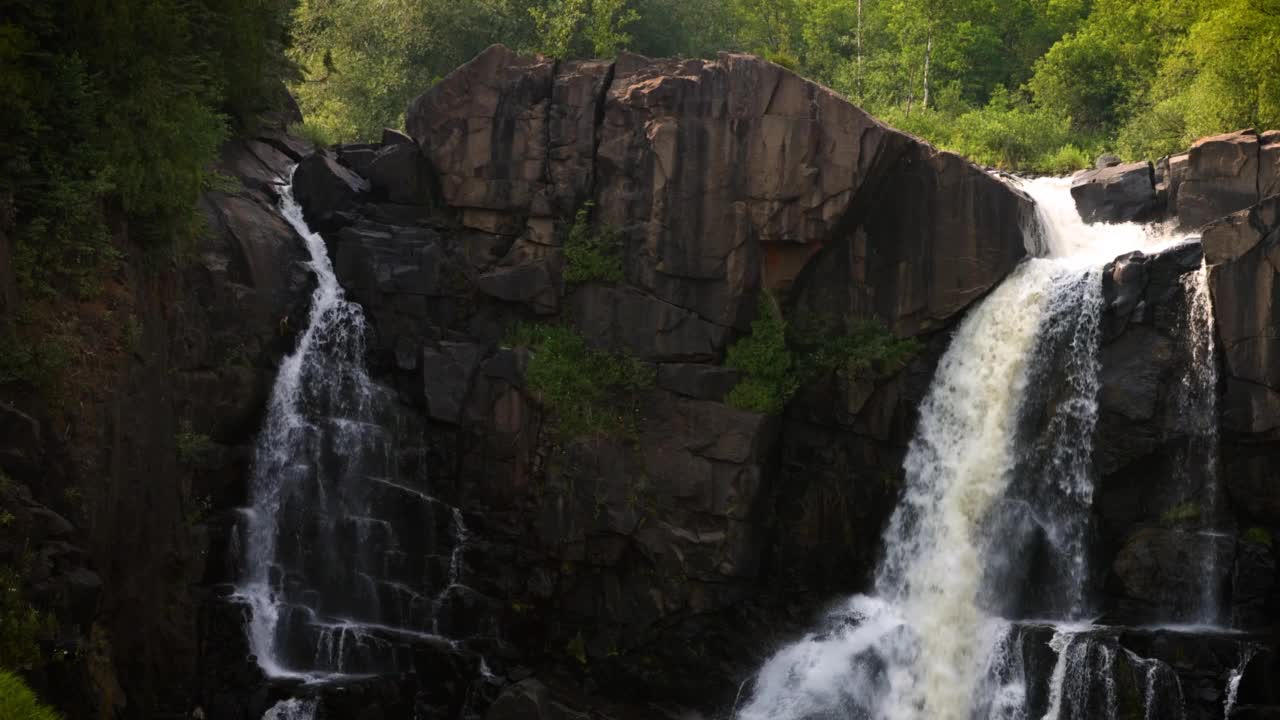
[1071,161,1158,223]
[1076,128,1280,230]
[260,43,1032,716]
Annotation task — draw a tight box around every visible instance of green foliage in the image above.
[509,324,654,438]
[725,296,799,414]
[1160,501,1201,526]
[176,422,214,467]
[0,671,61,720]
[0,338,71,395]
[0,561,53,672]
[1,0,295,302]
[725,296,922,415]
[1244,527,1273,547]
[798,319,922,381]
[563,204,625,285]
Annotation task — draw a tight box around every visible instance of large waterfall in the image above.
[235,170,467,680]
[737,176,1201,720]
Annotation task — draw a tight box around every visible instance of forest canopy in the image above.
[289,0,1280,172]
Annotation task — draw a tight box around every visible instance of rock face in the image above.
[0,102,313,719]
[407,45,1028,336]
[236,43,1034,716]
[1071,161,1157,223]
[1179,129,1263,229]
[1073,129,1280,229]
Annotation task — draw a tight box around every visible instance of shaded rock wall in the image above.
[0,109,315,718]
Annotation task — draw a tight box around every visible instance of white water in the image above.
[1178,260,1223,624]
[236,172,374,678]
[262,698,318,720]
[738,175,1200,720]
[1223,646,1257,718]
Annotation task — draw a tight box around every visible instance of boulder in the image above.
[1070,161,1157,224]
[1177,129,1260,229]
[1096,153,1123,169]
[366,143,435,206]
[380,128,413,146]
[407,45,1029,335]
[291,149,369,232]
[1204,198,1280,434]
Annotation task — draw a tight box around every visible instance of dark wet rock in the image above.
[366,142,435,206]
[422,342,484,424]
[292,149,370,232]
[655,363,741,401]
[1111,528,1234,620]
[1204,197,1280,434]
[1071,161,1157,224]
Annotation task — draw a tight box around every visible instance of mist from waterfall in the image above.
[736,176,1199,720]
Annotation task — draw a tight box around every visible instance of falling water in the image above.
[737,176,1192,720]
[1223,646,1257,718]
[235,169,468,679]
[262,698,318,720]
[1177,260,1223,624]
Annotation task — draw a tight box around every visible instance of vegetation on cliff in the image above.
[725,296,921,414]
[0,671,61,720]
[506,323,655,438]
[288,0,1280,172]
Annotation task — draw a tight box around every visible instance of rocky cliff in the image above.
[4,43,1280,720]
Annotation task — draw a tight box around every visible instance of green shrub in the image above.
[509,324,653,438]
[1160,502,1201,525]
[0,670,61,720]
[0,562,52,671]
[725,297,799,414]
[725,297,922,415]
[1036,144,1094,175]
[563,204,625,285]
[1244,527,1273,547]
[176,422,214,466]
[287,120,336,149]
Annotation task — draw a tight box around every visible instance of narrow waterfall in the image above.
[737,176,1191,720]
[235,170,467,680]
[1177,261,1224,624]
[1223,646,1258,718]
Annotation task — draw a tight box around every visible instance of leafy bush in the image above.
[1035,144,1094,175]
[1160,502,1200,525]
[176,421,214,466]
[1244,527,1272,547]
[0,562,53,671]
[508,324,653,438]
[726,297,923,415]
[0,670,61,720]
[799,319,922,382]
[563,204,625,285]
[725,297,799,414]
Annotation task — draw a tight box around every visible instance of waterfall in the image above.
[262,698,317,720]
[1223,646,1257,718]
[1177,260,1224,624]
[737,176,1191,720]
[235,169,467,679]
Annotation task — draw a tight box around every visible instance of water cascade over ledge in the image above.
[736,176,1221,720]
[234,169,470,682]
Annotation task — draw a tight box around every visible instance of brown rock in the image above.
[1071,161,1157,224]
[1205,198,1280,434]
[1178,129,1260,229]
[407,46,1029,335]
